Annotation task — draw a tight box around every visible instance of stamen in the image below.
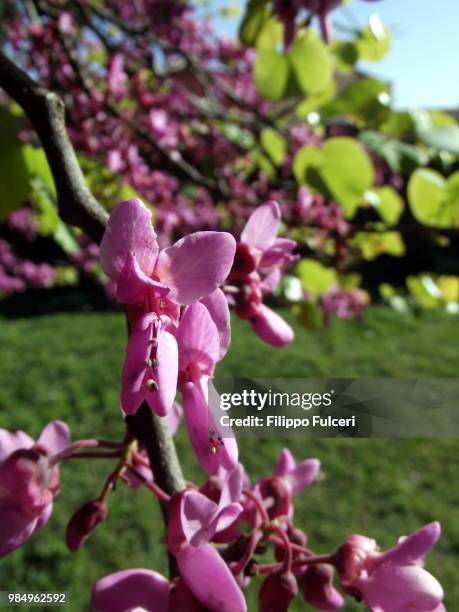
[149,338,158,347]
[145,358,159,369]
[146,379,158,391]
[209,431,225,454]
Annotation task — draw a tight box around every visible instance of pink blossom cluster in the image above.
[0,237,55,296]
[0,419,444,611]
[321,286,369,321]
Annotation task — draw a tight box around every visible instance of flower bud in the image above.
[259,571,298,612]
[230,242,258,279]
[168,579,205,611]
[335,534,377,586]
[0,446,58,516]
[301,564,344,610]
[257,476,291,520]
[66,500,108,551]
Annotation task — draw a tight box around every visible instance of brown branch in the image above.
[0,48,185,525]
[0,50,108,243]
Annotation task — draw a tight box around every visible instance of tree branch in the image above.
[0,49,185,504]
[0,50,108,244]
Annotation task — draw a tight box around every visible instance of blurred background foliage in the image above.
[0,0,457,325]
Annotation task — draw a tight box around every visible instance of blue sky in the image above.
[205,0,459,110]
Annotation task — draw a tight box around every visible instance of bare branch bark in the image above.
[0,49,185,502]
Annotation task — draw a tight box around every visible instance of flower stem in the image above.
[242,489,270,525]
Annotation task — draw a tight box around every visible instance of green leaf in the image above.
[356,15,391,61]
[370,186,404,225]
[319,137,374,217]
[360,130,427,175]
[292,146,324,186]
[417,125,459,155]
[353,231,405,260]
[293,138,374,217]
[295,80,335,116]
[239,0,269,46]
[260,128,287,166]
[0,138,31,220]
[256,17,283,51]
[408,169,459,228]
[254,50,290,101]
[437,275,459,302]
[322,77,389,121]
[406,275,442,309]
[296,259,337,294]
[331,41,359,73]
[288,31,333,96]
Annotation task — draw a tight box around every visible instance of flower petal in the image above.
[155,231,236,305]
[214,503,243,534]
[178,302,220,374]
[100,199,158,281]
[120,314,155,416]
[0,502,38,557]
[241,201,280,251]
[379,522,441,567]
[200,289,231,360]
[116,253,169,304]
[0,430,34,462]
[145,329,178,417]
[259,268,281,295]
[219,463,244,507]
[38,421,70,454]
[251,305,294,347]
[91,568,170,612]
[181,490,218,546]
[182,382,237,475]
[177,542,247,612]
[358,564,443,612]
[168,401,183,435]
[274,448,296,479]
[259,237,298,270]
[288,458,321,496]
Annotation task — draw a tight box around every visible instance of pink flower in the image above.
[321,287,368,321]
[100,199,236,416]
[100,199,236,315]
[251,448,320,522]
[336,522,444,611]
[0,421,70,556]
[107,54,127,99]
[92,553,246,612]
[167,487,242,552]
[229,201,296,347]
[165,487,246,612]
[177,301,238,474]
[120,312,178,416]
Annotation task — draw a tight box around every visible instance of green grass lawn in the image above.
[0,306,458,611]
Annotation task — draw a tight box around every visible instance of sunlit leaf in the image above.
[296,259,338,294]
[370,186,404,225]
[356,15,391,61]
[353,231,405,260]
[260,128,287,166]
[254,50,290,100]
[408,169,459,228]
[289,31,333,96]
